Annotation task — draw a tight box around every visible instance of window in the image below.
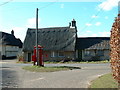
[51,51,56,57]
[84,50,90,56]
[58,51,64,57]
[51,51,65,57]
[96,50,104,56]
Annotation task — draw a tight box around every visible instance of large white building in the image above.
[0,30,22,59]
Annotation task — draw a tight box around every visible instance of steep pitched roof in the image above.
[23,27,77,52]
[76,37,110,50]
[0,31,23,48]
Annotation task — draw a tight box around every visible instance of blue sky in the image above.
[0,0,119,42]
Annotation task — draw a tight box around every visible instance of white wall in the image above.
[1,45,5,56]
[24,52,28,61]
[82,49,110,61]
[2,45,21,57]
[6,45,19,51]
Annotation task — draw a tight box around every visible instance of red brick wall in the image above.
[110,14,120,84]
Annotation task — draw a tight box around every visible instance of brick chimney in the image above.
[72,19,76,27]
[70,19,76,28]
[11,30,14,35]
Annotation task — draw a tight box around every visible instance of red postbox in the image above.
[32,45,44,66]
[32,46,37,65]
[38,45,44,66]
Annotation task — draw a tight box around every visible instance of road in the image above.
[0,59,111,88]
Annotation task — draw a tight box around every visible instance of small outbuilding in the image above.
[76,37,110,61]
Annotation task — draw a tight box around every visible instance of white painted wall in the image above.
[82,49,110,61]
[1,45,5,56]
[6,45,19,51]
[24,52,28,61]
[1,45,21,57]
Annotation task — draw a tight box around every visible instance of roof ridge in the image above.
[77,37,110,39]
[0,31,9,34]
[28,26,69,30]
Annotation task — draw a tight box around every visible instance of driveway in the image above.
[0,59,111,88]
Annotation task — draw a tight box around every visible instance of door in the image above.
[78,50,82,60]
[28,53,31,62]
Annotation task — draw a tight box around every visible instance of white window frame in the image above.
[51,51,55,57]
[84,50,90,56]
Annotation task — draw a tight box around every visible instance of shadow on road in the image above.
[2,68,19,88]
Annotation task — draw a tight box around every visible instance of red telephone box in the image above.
[32,45,44,66]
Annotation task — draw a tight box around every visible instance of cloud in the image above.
[105,16,109,19]
[95,22,101,26]
[60,4,64,8]
[2,0,105,2]
[85,23,92,26]
[91,34,97,37]
[12,27,24,32]
[79,33,98,37]
[12,27,27,42]
[1,17,40,42]
[26,17,40,28]
[78,31,110,37]
[91,15,99,18]
[99,32,110,37]
[86,30,91,33]
[98,0,119,11]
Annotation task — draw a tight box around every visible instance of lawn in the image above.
[44,60,110,64]
[17,60,110,64]
[23,66,81,72]
[89,73,118,88]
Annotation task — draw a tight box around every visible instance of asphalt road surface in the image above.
[0,59,111,88]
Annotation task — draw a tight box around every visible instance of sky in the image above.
[0,0,120,42]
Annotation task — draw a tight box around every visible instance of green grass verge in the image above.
[89,73,118,88]
[44,60,109,64]
[16,61,33,64]
[22,66,81,72]
[17,60,109,64]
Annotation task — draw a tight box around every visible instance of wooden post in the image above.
[36,8,39,66]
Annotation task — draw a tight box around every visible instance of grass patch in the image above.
[44,60,110,64]
[17,60,109,64]
[16,61,33,64]
[89,73,118,88]
[22,66,81,72]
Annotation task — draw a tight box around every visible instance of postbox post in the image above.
[32,46,37,65]
[32,45,44,66]
[38,45,44,66]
